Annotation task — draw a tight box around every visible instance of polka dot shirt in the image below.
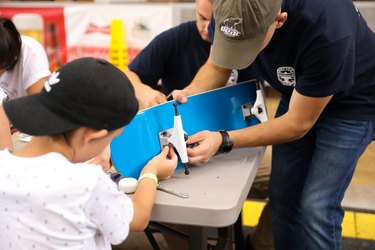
[0,149,133,250]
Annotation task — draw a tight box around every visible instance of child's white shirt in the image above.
[0,149,133,250]
[0,35,50,100]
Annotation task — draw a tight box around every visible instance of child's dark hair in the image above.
[0,17,22,71]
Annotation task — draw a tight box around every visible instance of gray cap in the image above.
[212,0,282,69]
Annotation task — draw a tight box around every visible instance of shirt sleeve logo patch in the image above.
[277,67,296,87]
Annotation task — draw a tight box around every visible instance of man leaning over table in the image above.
[124,0,273,249]
[172,0,375,249]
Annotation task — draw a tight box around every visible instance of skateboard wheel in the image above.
[118,177,138,194]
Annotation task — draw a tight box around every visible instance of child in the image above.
[0,57,178,249]
[0,17,51,150]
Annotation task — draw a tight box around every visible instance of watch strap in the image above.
[218,130,233,154]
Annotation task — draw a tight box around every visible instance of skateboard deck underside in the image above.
[111,81,260,178]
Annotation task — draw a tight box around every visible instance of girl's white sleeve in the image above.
[21,36,51,90]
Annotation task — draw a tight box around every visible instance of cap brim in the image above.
[212,27,266,70]
[3,94,80,136]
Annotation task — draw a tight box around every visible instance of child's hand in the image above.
[142,146,178,181]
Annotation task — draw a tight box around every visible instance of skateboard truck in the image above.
[242,81,268,123]
[159,102,190,175]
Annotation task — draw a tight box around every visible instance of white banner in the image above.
[64,4,174,62]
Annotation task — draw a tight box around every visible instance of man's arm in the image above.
[230,90,333,147]
[125,69,167,109]
[186,90,333,163]
[173,48,232,101]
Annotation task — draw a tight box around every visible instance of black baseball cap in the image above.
[4,57,139,136]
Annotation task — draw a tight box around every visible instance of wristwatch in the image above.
[217,130,233,154]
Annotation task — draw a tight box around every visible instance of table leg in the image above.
[188,226,207,250]
[233,212,246,250]
[216,226,234,250]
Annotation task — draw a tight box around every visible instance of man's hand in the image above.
[125,70,167,109]
[171,89,189,103]
[186,130,222,164]
[137,84,167,109]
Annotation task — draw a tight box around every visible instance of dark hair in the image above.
[0,17,22,71]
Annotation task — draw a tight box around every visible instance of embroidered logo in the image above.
[44,71,61,92]
[220,17,242,38]
[226,70,239,86]
[277,67,296,87]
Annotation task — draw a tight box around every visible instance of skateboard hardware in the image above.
[157,183,189,198]
[241,82,268,123]
[158,102,190,175]
[111,80,260,179]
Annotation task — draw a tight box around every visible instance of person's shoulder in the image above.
[286,0,355,20]
[19,35,48,67]
[21,35,44,48]
[173,20,197,33]
[20,35,47,58]
[73,161,105,176]
[76,162,115,182]
[284,0,356,40]
[160,20,197,38]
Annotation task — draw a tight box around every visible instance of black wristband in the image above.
[217,130,233,154]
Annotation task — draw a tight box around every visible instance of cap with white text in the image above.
[213,0,282,69]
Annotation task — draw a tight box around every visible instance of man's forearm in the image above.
[184,56,232,96]
[125,70,145,93]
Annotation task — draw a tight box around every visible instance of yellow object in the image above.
[342,211,356,238]
[356,212,375,240]
[242,200,266,227]
[138,173,158,185]
[109,19,129,71]
[12,13,44,46]
[242,200,375,240]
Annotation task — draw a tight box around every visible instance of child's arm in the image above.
[130,146,177,231]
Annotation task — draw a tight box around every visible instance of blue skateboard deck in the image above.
[111,81,260,178]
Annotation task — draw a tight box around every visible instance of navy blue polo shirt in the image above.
[128,21,211,95]
[211,0,375,120]
[255,0,375,120]
[130,20,259,95]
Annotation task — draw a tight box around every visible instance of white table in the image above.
[150,147,265,249]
